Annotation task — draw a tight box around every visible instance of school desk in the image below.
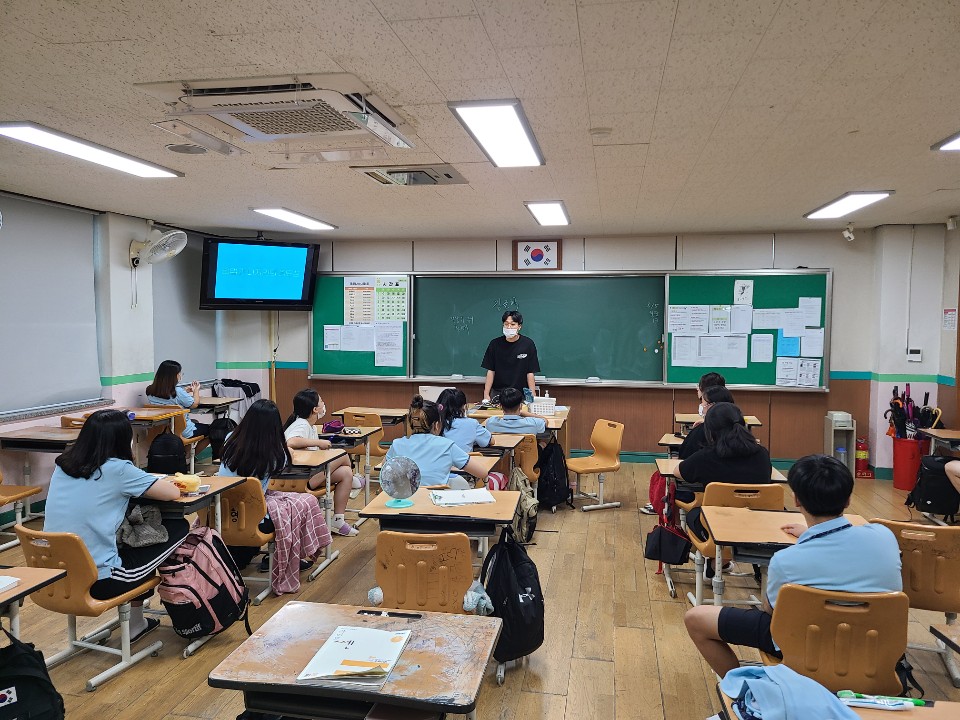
[316,426,382,529]
[194,395,241,419]
[917,427,960,455]
[373,454,503,483]
[472,405,571,459]
[930,624,960,655]
[0,566,66,638]
[658,432,683,457]
[675,413,762,430]
[332,407,410,438]
[701,507,867,606]
[208,601,501,720]
[61,406,189,466]
[485,432,524,474]
[144,475,246,534]
[654,458,787,483]
[359,487,519,540]
[0,424,80,521]
[287,448,350,581]
[717,684,960,719]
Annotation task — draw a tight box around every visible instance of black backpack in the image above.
[147,429,187,474]
[0,627,65,720]
[906,455,960,521]
[480,526,545,663]
[208,417,238,460]
[535,436,574,511]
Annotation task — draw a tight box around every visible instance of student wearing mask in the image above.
[145,359,210,455]
[481,310,540,403]
[385,395,491,490]
[437,387,491,454]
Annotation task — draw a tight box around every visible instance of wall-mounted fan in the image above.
[130,225,188,267]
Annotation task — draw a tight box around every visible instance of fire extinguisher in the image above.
[855,437,872,478]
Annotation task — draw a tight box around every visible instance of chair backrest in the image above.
[15,524,103,616]
[771,583,908,695]
[702,482,784,510]
[872,519,960,613]
[218,477,273,547]
[588,419,624,469]
[341,412,386,458]
[60,415,85,428]
[375,531,473,613]
[515,434,540,482]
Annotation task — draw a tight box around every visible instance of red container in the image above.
[892,437,930,491]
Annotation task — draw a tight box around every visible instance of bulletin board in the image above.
[665,271,831,389]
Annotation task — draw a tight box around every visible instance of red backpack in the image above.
[158,527,251,639]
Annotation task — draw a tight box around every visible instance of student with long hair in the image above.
[283,388,362,535]
[678,402,772,541]
[386,395,491,490]
[44,409,186,643]
[678,385,735,460]
[437,387,491,454]
[145,359,210,454]
[217,399,334,595]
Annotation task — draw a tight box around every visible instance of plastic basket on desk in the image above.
[529,398,557,416]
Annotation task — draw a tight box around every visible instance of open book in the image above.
[297,626,411,687]
[429,488,496,507]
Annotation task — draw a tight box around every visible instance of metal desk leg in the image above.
[2,601,20,639]
[354,441,372,529]
[309,466,339,581]
[711,545,726,605]
[22,455,42,522]
[213,496,223,534]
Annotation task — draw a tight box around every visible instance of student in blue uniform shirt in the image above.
[145,359,210,455]
[386,395,491,490]
[484,387,549,440]
[438,387,491,454]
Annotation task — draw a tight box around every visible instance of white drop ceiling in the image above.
[2,0,960,240]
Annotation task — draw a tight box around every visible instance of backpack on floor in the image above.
[535,436,573,510]
[147,429,187,475]
[507,466,538,543]
[481,526,545,663]
[906,455,960,522]
[0,627,65,720]
[208,417,238,460]
[158,526,252,640]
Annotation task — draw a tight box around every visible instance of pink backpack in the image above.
[158,526,251,639]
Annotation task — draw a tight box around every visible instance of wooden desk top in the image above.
[0,567,67,607]
[195,396,241,408]
[0,425,80,442]
[209,601,501,713]
[702,506,867,546]
[159,475,247,506]
[333,407,409,421]
[288,448,349,468]
[717,684,959,719]
[655,457,786,483]
[63,407,188,425]
[359,488,519,523]
[676,413,762,427]
[918,428,960,442]
[489,433,524,450]
[658,432,683,447]
[930,623,960,654]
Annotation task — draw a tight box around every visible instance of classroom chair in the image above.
[15,524,163,691]
[144,404,204,473]
[566,419,623,511]
[198,478,275,606]
[685,483,784,607]
[872,519,960,687]
[374,531,474,612]
[515,434,540,484]
[339,410,387,484]
[267,474,328,502]
[762,583,909,696]
[0,470,41,551]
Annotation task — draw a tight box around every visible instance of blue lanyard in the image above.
[797,522,852,544]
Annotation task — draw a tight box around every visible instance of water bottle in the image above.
[835,447,847,466]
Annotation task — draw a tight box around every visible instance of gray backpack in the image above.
[508,466,538,542]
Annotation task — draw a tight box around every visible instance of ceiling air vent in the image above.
[354,164,468,186]
[136,74,409,144]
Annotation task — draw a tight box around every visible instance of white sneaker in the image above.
[349,473,366,499]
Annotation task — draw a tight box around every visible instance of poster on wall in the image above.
[344,277,375,324]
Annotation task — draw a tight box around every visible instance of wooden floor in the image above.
[3,463,960,720]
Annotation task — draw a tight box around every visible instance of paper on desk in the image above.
[297,625,410,687]
[0,576,21,593]
[429,488,496,506]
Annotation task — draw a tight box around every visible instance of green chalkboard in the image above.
[666,272,830,388]
[413,276,665,382]
[310,275,408,377]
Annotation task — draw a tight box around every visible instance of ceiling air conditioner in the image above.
[136,73,412,146]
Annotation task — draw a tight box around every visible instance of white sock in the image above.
[129,604,147,635]
[334,514,345,525]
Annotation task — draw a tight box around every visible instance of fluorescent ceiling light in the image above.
[152,120,247,156]
[524,201,569,226]
[804,191,893,219]
[449,99,544,167]
[932,130,960,151]
[0,121,181,178]
[252,208,336,231]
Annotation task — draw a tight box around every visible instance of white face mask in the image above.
[698,403,705,417]
[503,328,519,339]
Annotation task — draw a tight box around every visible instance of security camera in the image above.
[842,223,855,242]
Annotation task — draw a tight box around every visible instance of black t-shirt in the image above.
[678,445,772,487]
[678,423,707,460]
[481,335,540,392]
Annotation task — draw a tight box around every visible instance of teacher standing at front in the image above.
[481,310,540,402]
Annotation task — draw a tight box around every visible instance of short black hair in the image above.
[698,372,726,391]
[787,454,853,517]
[499,387,524,411]
[703,385,734,405]
[502,310,523,325]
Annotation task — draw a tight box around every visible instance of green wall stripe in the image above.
[829,371,871,380]
[829,371,955,385]
[873,373,940,383]
[938,375,956,386]
[276,361,308,369]
[100,372,153,386]
[216,361,269,370]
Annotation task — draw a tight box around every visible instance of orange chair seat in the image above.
[566,456,619,474]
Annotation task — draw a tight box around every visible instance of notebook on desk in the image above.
[297,626,411,688]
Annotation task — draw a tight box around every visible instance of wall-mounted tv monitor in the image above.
[199,238,319,310]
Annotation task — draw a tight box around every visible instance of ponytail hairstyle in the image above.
[145,360,182,399]
[408,394,441,435]
[55,409,134,480]
[284,388,321,431]
[437,387,468,431]
[704,402,761,458]
[220,399,291,479]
